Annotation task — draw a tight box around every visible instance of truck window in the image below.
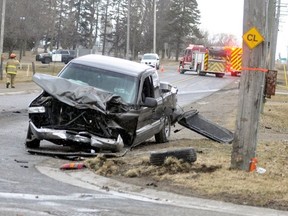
[152,72,160,98]
[60,51,69,55]
[142,76,154,102]
[185,49,192,56]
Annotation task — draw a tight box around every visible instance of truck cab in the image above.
[179,44,207,74]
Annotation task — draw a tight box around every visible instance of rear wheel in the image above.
[155,116,171,143]
[216,73,224,78]
[42,57,51,64]
[25,126,40,148]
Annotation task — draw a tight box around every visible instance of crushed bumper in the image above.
[29,121,124,152]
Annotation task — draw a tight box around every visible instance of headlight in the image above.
[28,106,46,113]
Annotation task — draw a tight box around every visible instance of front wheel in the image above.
[196,64,201,74]
[155,116,171,143]
[25,126,40,148]
[179,65,185,74]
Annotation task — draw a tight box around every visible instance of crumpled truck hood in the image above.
[33,73,128,114]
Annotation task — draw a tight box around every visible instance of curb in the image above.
[36,165,288,216]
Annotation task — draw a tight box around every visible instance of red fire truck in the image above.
[179,44,207,74]
[179,44,242,78]
[224,46,242,76]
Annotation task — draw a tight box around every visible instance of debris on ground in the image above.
[60,162,86,170]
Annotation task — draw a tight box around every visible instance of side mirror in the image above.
[143,97,157,108]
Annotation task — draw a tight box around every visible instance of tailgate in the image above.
[178,110,234,143]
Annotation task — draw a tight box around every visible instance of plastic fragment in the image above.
[256,167,266,174]
[60,162,86,170]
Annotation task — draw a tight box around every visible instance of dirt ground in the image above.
[85,73,288,211]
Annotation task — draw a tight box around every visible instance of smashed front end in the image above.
[27,74,139,152]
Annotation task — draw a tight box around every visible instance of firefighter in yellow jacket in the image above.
[6,53,20,88]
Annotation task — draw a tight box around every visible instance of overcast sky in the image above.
[197,0,288,58]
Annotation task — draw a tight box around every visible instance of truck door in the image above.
[133,74,162,145]
[185,49,192,63]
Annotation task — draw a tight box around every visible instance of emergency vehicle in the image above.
[224,46,242,76]
[179,44,242,78]
[179,44,207,74]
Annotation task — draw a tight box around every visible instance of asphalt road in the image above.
[1,66,286,215]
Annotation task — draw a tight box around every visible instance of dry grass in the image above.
[85,137,288,210]
[85,79,288,211]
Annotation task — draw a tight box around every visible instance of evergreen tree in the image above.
[164,0,201,60]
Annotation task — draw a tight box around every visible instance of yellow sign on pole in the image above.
[242,27,264,49]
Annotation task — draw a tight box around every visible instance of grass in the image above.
[85,71,288,211]
[85,137,288,210]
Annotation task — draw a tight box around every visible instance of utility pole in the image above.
[153,0,156,53]
[126,0,131,59]
[0,0,7,80]
[267,0,276,69]
[102,0,109,55]
[231,0,268,171]
[271,0,281,68]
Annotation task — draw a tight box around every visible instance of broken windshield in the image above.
[59,63,138,104]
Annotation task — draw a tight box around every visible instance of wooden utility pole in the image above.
[231,0,269,171]
[271,0,281,69]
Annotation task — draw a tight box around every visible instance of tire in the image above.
[199,71,206,76]
[216,73,224,78]
[25,126,40,149]
[155,116,171,143]
[150,148,197,166]
[42,57,51,64]
[231,72,238,77]
[196,64,201,75]
[179,65,185,74]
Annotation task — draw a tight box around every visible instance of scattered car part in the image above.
[150,147,197,166]
[26,148,129,158]
[177,110,234,143]
[60,162,86,170]
[150,148,197,166]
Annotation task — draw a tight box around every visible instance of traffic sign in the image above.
[242,27,264,49]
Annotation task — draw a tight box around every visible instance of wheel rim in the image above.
[164,117,171,138]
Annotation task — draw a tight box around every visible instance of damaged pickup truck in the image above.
[26,54,180,153]
[26,54,233,153]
